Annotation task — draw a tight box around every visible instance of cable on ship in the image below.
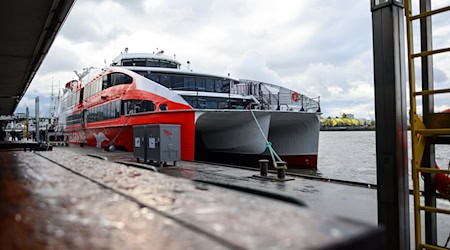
[104,113,132,151]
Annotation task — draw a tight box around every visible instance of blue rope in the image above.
[250,109,286,169]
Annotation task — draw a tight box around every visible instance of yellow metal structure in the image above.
[404,1,450,249]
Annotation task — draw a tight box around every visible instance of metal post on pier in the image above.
[419,0,437,245]
[25,107,29,140]
[35,97,40,142]
[370,0,409,249]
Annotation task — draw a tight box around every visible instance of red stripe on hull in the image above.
[279,155,318,170]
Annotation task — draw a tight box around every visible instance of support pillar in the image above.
[371,0,410,249]
[35,97,40,142]
[420,0,437,245]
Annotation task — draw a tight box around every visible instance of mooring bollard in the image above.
[277,168,285,179]
[276,161,287,179]
[259,159,269,176]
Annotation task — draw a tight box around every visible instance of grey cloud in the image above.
[38,43,84,75]
[434,67,448,83]
[81,0,146,14]
[414,65,448,84]
[265,2,372,77]
[60,11,131,45]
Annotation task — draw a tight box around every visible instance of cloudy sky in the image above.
[16,0,450,119]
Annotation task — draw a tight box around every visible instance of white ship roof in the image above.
[112,52,181,66]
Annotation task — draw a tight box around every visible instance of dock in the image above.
[49,146,450,245]
[0,145,384,249]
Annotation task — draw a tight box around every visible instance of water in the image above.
[317,131,450,186]
[318,131,450,247]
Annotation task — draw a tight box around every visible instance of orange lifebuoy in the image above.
[291,92,300,102]
[65,80,78,90]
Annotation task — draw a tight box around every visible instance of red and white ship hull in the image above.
[195,110,320,169]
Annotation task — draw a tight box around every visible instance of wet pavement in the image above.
[62,146,379,223]
[62,146,450,247]
[0,149,383,249]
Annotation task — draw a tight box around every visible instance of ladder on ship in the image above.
[404,1,450,249]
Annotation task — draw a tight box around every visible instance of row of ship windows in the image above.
[63,71,235,110]
[182,96,252,109]
[121,59,179,69]
[134,71,231,93]
[83,73,133,100]
[66,99,156,125]
[66,96,252,125]
[62,72,133,109]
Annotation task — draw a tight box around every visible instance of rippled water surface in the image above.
[316,131,450,185]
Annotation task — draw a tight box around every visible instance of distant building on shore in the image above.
[320,113,375,131]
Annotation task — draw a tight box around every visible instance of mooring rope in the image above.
[249,109,286,169]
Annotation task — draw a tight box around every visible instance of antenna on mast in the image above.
[50,77,54,117]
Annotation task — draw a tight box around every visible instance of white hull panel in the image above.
[195,110,320,156]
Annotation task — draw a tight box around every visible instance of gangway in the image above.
[404,1,450,249]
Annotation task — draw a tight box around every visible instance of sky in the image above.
[16,0,450,119]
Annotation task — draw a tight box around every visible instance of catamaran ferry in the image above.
[56,50,321,169]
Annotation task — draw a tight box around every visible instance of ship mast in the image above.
[50,77,55,117]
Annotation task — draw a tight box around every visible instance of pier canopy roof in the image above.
[0,0,75,115]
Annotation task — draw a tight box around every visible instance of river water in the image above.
[317,131,450,247]
[316,131,450,186]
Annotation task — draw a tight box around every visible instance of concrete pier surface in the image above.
[62,146,450,247]
[0,147,383,250]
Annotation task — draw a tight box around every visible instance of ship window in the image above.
[205,78,214,92]
[134,59,146,66]
[110,102,115,119]
[196,78,205,91]
[100,105,105,121]
[134,100,155,113]
[160,75,171,88]
[121,100,155,115]
[79,88,84,104]
[197,98,206,108]
[146,60,157,67]
[183,96,198,108]
[115,100,121,117]
[67,112,82,125]
[205,99,218,109]
[214,79,223,93]
[184,77,195,91]
[102,74,109,89]
[171,75,183,90]
[96,79,101,93]
[222,80,230,93]
[122,59,133,66]
[110,73,133,86]
[160,104,168,111]
[104,103,110,120]
[148,73,160,83]
[85,85,90,99]
[213,79,229,93]
[218,100,229,109]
